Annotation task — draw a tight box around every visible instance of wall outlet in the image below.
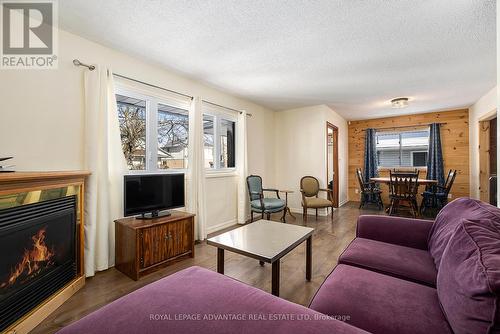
[448,194,452,199]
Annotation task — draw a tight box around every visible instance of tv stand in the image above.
[115,211,195,280]
[136,210,172,220]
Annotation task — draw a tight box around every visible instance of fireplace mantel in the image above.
[0,170,90,334]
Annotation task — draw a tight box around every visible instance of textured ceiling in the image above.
[59,0,496,120]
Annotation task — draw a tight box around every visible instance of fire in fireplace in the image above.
[0,196,77,331]
[1,227,55,289]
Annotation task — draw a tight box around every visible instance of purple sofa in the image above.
[59,198,500,334]
[311,197,500,334]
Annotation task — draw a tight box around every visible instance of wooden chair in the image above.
[388,170,419,218]
[300,176,335,221]
[420,170,457,216]
[392,169,419,177]
[355,168,383,209]
[247,175,286,222]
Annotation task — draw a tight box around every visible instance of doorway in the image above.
[479,113,497,205]
[326,122,339,208]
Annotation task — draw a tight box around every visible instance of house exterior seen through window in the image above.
[202,103,237,170]
[376,130,429,167]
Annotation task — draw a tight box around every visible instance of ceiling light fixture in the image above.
[391,97,409,108]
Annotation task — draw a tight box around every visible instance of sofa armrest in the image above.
[356,215,434,250]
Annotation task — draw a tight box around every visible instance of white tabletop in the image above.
[207,220,314,262]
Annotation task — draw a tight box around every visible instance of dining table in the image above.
[369,177,438,186]
[369,177,438,214]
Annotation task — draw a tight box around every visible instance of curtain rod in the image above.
[113,73,194,100]
[73,59,95,71]
[202,99,253,117]
[73,59,193,100]
[74,59,253,116]
[358,122,447,131]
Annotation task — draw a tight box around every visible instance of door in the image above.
[479,114,497,205]
[326,122,339,207]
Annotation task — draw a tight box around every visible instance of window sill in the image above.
[205,170,238,178]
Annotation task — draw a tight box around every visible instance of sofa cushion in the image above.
[339,238,437,286]
[428,198,500,270]
[309,264,452,334]
[250,198,285,211]
[437,218,500,334]
[58,266,367,334]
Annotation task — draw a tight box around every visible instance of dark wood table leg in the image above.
[272,259,280,296]
[285,192,296,219]
[306,236,312,281]
[217,248,224,275]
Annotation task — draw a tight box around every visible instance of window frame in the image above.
[115,81,191,174]
[202,104,238,174]
[375,129,430,169]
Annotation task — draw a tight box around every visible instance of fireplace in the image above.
[0,196,77,331]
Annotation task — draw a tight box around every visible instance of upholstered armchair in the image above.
[300,176,334,221]
[247,175,287,222]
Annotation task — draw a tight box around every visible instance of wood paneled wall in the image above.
[348,109,470,203]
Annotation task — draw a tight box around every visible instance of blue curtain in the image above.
[363,128,379,183]
[426,123,445,185]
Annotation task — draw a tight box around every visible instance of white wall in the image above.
[274,105,348,215]
[0,29,276,232]
[469,87,497,199]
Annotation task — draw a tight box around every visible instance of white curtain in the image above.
[84,66,127,277]
[187,97,208,240]
[237,111,248,224]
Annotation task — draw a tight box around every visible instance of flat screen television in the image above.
[124,173,185,219]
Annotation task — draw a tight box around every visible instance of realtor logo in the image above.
[1,0,58,69]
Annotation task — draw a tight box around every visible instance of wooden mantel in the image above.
[0,170,90,334]
[0,171,91,195]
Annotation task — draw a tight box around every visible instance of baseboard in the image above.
[206,219,238,234]
[339,199,349,207]
[290,207,331,216]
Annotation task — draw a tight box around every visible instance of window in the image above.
[116,85,190,171]
[116,94,147,170]
[376,130,429,167]
[219,119,235,168]
[157,103,189,169]
[412,151,428,167]
[203,115,215,168]
[202,103,237,170]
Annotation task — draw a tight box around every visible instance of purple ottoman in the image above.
[58,266,367,334]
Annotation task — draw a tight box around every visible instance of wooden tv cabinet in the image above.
[115,211,195,280]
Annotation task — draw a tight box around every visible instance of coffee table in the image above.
[207,220,314,296]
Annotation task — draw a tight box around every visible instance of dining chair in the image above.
[420,169,457,216]
[355,168,383,209]
[388,170,420,218]
[300,176,335,221]
[391,169,419,177]
[246,175,286,222]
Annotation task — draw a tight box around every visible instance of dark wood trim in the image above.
[326,122,339,208]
